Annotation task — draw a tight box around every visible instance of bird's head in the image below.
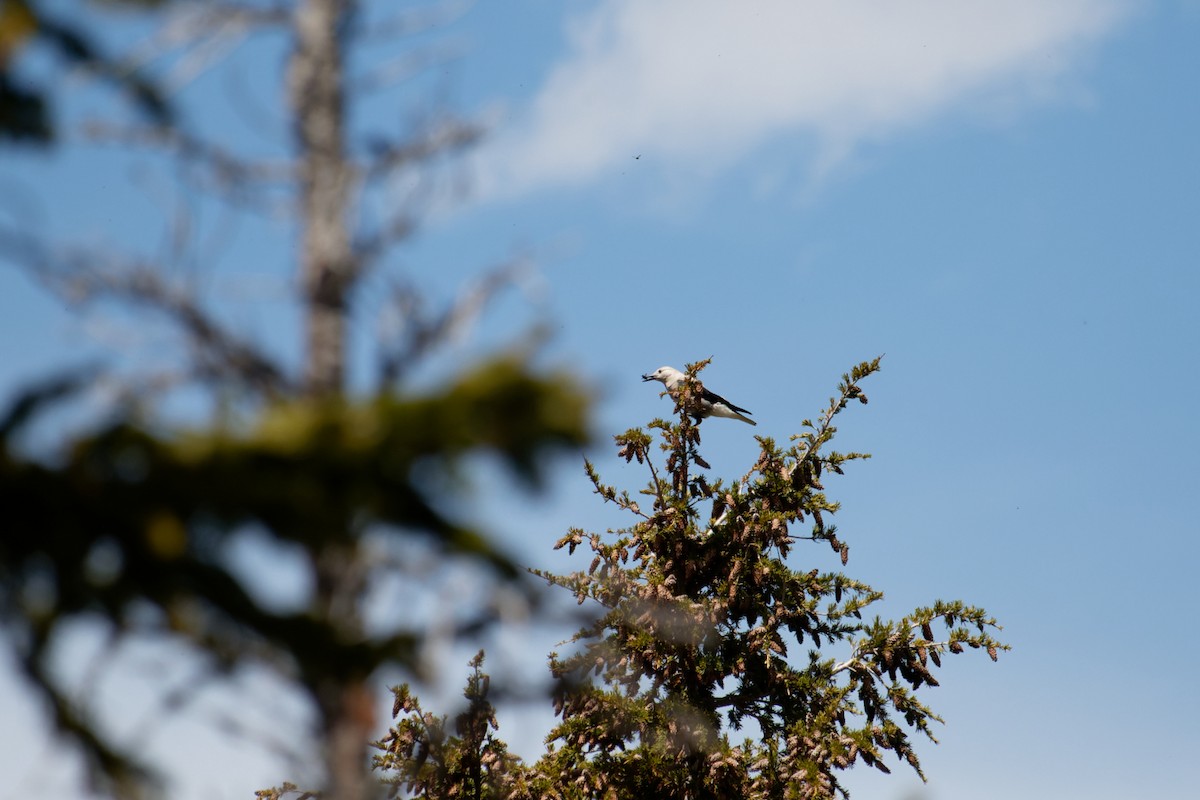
[641,366,685,388]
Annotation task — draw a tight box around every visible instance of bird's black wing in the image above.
[701,386,752,415]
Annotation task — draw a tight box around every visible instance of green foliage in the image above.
[0,356,589,797]
[376,358,1007,799]
[372,651,529,800]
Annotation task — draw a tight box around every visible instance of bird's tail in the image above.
[732,410,756,426]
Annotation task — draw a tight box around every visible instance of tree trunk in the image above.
[288,2,368,798]
[290,0,356,398]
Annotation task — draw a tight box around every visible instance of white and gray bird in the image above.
[641,366,756,426]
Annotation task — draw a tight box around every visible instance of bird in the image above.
[641,366,756,426]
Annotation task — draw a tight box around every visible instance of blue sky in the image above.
[2,1,1199,798]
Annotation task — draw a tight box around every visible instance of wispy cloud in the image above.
[474,0,1132,201]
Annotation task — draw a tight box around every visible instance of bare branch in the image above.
[356,41,469,95]
[363,116,483,183]
[364,0,474,42]
[81,122,295,213]
[378,260,531,385]
[0,224,290,395]
[353,212,417,269]
[122,2,293,92]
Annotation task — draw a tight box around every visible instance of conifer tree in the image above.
[374,357,1007,799]
[1,2,589,797]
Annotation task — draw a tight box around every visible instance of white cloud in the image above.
[474,0,1132,200]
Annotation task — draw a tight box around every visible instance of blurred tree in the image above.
[0,0,173,143]
[370,359,1007,799]
[0,1,588,799]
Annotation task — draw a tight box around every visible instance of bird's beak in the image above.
[641,373,654,382]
